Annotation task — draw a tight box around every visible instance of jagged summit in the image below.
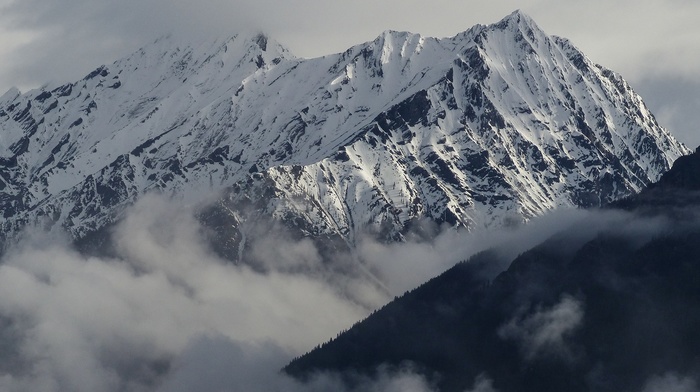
[112,31,293,76]
[0,11,688,250]
[341,10,544,72]
[497,9,538,27]
[0,87,20,103]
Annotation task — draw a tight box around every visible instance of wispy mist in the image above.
[641,372,699,392]
[0,191,586,390]
[498,295,584,362]
[0,191,688,390]
[358,208,590,295]
[0,195,379,391]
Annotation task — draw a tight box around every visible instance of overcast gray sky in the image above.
[0,0,698,146]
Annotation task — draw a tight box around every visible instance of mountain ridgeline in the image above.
[284,142,700,391]
[0,11,687,256]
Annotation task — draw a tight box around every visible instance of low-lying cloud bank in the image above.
[0,193,681,391]
[358,208,591,295]
[0,195,383,391]
[1,193,497,392]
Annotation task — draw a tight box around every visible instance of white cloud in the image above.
[0,193,603,391]
[359,208,590,295]
[641,372,699,392]
[156,334,439,392]
[0,194,379,391]
[464,374,498,392]
[0,186,688,390]
[498,295,584,361]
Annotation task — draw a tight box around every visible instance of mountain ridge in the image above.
[0,11,688,253]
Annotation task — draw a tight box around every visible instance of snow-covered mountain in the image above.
[0,11,688,251]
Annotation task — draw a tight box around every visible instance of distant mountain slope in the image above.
[284,148,700,392]
[0,11,688,252]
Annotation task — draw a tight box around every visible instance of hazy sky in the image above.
[0,0,698,146]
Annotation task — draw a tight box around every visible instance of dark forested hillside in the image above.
[285,147,700,392]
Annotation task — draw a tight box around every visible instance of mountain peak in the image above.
[127,31,292,63]
[501,9,536,25]
[372,29,423,49]
[251,32,269,51]
[490,9,543,36]
[0,86,20,103]
[377,29,417,39]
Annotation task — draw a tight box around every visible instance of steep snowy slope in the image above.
[211,11,688,248]
[0,32,298,238]
[0,11,688,249]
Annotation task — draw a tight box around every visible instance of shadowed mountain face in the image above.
[284,148,700,391]
[0,10,687,256]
